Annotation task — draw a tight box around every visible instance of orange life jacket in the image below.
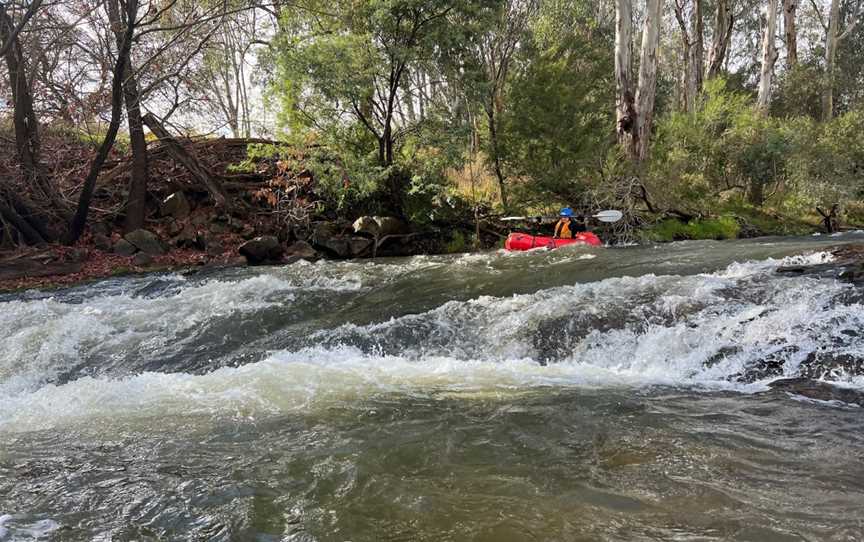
[554,218,573,239]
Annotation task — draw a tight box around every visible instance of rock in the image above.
[374,216,408,237]
[768,377,864,406]
[206,237,225,258]
[167,220,185,237]
[113,238,137,256]
[91,222,111,237]
[65,248,88,263]
[312,221,340,243]
[93,233,112,251]
[175,224,206,250]
[285,240,318,260]
[315,235,372,258]
[353,216,380,237]
[239,235,284,265]
[191,214,209,227]
[124,229,165,255]
[160,191,190,219]
[352,216,408,238]
[133,253,153,266]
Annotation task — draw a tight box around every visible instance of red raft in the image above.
[505,231,602,251]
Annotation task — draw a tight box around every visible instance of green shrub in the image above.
[647,216,740,242]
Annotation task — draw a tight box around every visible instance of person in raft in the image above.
[553,207,587,239]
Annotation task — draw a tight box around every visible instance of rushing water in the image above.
[2,234,864,541]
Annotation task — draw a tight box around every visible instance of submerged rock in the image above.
[768,378,864,406]
[239,235,283,265]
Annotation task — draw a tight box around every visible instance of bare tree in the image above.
[106,0,149,233]
[67,0,138,244]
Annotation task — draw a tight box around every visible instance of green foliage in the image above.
[647,216,740,242]
[444,230,470,253]
[498,27,614,208]
[649,79,864,220]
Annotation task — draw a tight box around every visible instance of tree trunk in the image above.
[107,0,149,234]
[691,0,704,95]
[783,0,798,68]
[67,0,139,244]
[614,0,636,153]
[707,0,733,79]
[756,0,778,113]
[0,195,45,245]
[823,0,840,121]
[0,8,40,182]
[486,104,508,207]
[635,0,663,161]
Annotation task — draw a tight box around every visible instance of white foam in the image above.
[1,251,860,433]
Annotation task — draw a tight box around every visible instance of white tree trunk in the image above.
[614,0,635,150]
[756,0,778,113]
[783,0,798,68]
[823,0,840,120]
[635,0,663,160]
[706,0,732,79]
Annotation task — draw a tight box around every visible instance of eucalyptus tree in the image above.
[756,0,778,112]
[615,0,664,161]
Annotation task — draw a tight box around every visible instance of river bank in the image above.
[1,222,860,293]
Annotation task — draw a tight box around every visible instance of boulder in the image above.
[113,238,137,256]
[133,253,153,266]
[167,220,185,237]
[352,216,408,238]
[160,191,190,219]
[174,224,206,250]
[374,216,408,237]
[93,233,112,251]
[353,216,380,237]
[285,240,318,261]
[124,229,165,255]
[315,235,372,258]
[312,221,340,243]
[239,235,284,265]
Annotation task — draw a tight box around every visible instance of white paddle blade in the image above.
[594,210,623,223]
[501,216,528,221]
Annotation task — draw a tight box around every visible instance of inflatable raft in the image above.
[505,232,602,251]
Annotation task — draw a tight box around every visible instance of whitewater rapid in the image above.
[2,248,861,434]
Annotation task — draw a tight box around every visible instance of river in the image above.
[1,234,863,540]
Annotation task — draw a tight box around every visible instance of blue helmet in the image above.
[559,207,574,217]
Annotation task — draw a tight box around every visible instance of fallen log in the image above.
[142,112,230,208]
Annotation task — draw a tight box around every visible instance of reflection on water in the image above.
[1,234,864,540]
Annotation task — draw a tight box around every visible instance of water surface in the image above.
[2,234,863,540]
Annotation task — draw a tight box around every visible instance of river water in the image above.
[2,235,864,541]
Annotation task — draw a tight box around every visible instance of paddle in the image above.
[501,210,624,223]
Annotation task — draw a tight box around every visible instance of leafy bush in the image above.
[647,216,740,242]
